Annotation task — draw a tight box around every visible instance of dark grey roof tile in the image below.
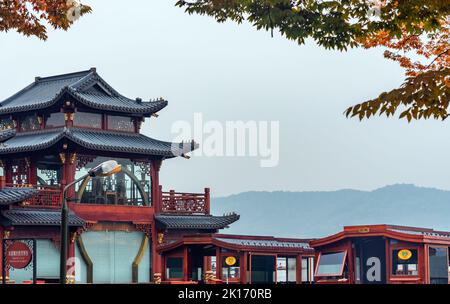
[1,208,85,226]
[0,188,39,206]
[155,213,240,230]
[0,70,167,115]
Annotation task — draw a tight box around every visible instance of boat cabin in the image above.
[310,225,450,284]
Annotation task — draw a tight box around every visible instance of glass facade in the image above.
[75,156,151,206]
[429,247,449,284]
[0,117,14,130]
[108,115,134,132]
[73,111,102,128]
[45,112,65,128]
[276,256,296,283]
[20,115,40,132]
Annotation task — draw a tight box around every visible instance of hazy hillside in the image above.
[211,184,450,238]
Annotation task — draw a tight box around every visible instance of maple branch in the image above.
[426,48,450,69]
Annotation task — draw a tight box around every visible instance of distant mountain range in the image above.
[211,184,450,239]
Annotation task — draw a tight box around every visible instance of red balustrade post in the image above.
[205,188,210,214]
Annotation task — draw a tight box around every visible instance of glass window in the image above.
[45,112,65,128]
[108,115,134,132]
[222,256,240,280]
[20,115,40,132]
[166,257,183,279]
[0,117,14,130]
[277,257,297,283]
[74,111,102,128]
[316,251,346,276]
[75,156,151,206]
[429,247,448,284]
[301,257,314,283]
[251,255,276,284]
[392,249,418,276]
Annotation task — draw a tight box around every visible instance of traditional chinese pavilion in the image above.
[0,69,314,284]
[311,224,450,284]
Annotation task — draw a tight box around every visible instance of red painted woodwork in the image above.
[68,203,153,223]
[160,188,210,214]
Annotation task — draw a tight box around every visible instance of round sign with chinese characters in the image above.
[6,241,32,269]
[225,256,237,266]
[398,249,412,261]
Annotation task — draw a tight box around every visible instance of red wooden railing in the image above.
[3,181,211,213]
[5,184,62,208]
[160,187,210,214]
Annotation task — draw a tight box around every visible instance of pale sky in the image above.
[0,1,448,197]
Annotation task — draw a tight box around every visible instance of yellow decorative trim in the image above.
[59,153,66,164]
[70,153,77,165]
[132,235,149,283]
[158,233,164,244]
[3,230,10,239]
[77,236,93,283]
[153,273,162,284]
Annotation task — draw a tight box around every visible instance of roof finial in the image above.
[35,76,41,82]
[90,67,96,72]
[136,97,142,104]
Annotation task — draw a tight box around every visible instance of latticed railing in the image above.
[160,188,210,214]
[6,184,62,207]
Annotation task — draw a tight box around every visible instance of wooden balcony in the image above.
[160,187,210,215]
[4,182,211,215]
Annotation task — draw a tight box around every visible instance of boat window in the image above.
[316,251,347,276]
[392,249,418,276]
[222,256,240,280]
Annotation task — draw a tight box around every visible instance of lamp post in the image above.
[60,160,121,284]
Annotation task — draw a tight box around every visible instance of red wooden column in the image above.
[295,254,302,284]
[240,252,248,284]
[28,160,37,186]
[150,159,163,283]
[183,247,189,281]
[62,152,77,200]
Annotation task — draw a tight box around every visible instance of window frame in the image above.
[165,256,184,281]
[390,247,420,278]
[314,250,348,277]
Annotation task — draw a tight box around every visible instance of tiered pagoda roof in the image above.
[0,69,197,158]
[0,68,167,115]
